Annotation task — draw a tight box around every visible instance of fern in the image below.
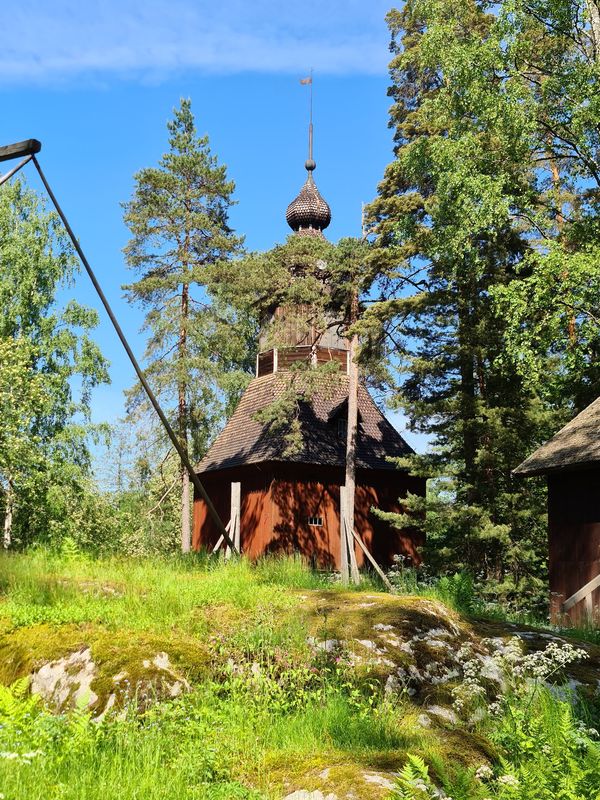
[396,754,438,799]
[0,677,40,725]
[60,536,81,561]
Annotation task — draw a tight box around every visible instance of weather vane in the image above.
[300,69,314,166]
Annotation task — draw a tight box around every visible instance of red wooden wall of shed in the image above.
[192,462,425,569]
[548,469,600,623]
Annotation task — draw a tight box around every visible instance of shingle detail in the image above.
[286,173,331,233]
[514,396,600,476]
[196,373,413,474]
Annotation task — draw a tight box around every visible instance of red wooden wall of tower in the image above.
[192,462,425,569]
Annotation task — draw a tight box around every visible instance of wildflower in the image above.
[498,775,519,787]
[475,765,493,781]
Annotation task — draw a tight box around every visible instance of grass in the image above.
[0,551,440,799]
[0,550,385,635]
[0,682,434,800]
[0,550,598,799]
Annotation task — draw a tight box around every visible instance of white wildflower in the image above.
[487,701,502,716]
[475,764,493,781]
[498,775,519,787]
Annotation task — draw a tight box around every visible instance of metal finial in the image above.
[305,68,314,172]
[289,69,331,236]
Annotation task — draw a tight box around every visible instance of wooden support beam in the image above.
[348,525,393,592]
[231,482,241,554]
[347,518,360,585]
[339,486,349,584]
[562,573,600,613]
[0,139,41,163]
[211,520,231,554]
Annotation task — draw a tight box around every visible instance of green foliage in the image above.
[366,0,600,612]
[493,243,600,411]
[209,233,384,453]
[436,573,476,615]
[0,552,599,799]
[395,754,440,799]
[122,98,252,548]
[0,179,109,549]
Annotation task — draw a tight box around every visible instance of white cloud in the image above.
[0,0,394,84]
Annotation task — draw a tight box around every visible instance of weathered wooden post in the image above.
[226,482,241,559]
[339,485,349,584]
[340,485,359,584]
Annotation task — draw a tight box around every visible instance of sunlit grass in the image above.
[0,551,355,634]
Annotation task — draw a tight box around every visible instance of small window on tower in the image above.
[337,417,348,440]
[307,516,323,527]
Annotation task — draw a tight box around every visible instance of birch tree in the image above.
[0,179,109,547]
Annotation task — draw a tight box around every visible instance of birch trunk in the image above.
[587,0,600,61]
[3,480,14,550]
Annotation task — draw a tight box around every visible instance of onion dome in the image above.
[286,159,331,236]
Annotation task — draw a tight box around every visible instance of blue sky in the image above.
[1,1,424,451]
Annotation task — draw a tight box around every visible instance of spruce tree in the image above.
[366,0,555,606]
[123,99,247,552]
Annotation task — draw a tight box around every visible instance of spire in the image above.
[286,72,331,237]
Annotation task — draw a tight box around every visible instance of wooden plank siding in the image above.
[193,462,425,570]
[257,346,349,377]
[257,351,274,376]
[548,468,600,623]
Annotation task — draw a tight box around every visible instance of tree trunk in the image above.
[181,465,191,553]
[3,480,14,550]
[587,0,600,61]
[179,281,191,553]
[547,143,577,345]
[344,291,360,585]
[457,280,478,506]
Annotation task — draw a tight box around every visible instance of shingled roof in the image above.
[514,396,600,477]
[196,373,414,474]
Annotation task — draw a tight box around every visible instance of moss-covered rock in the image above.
[0,623,210,715]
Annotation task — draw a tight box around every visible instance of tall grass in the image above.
[0,551,371,634]
[0,678,426,800]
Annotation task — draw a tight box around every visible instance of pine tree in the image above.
[123,99,248,552]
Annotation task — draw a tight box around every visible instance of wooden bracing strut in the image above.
[563,573,600,617]
[340,484,392,591]
[213,483,241,557]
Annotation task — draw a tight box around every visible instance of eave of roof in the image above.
[196,373,414,474]
[513,396,600,477]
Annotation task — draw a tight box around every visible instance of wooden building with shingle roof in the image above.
[192,153,425,570]
[515,397,600,622]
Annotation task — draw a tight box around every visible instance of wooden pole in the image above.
[340,485,359,584]
[349,526,393,591]
[225,482,241,559]
[343,208,368,587]
[232,482,241,553]
[344,291,361,585]
[31,156,238,555]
